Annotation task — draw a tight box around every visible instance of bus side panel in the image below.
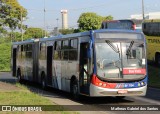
[46,46,53,86]
[67,61,79,90]
[53,60,62,90]
[61,60,67,91]
[25,44,33,81]
[33,42,39,82]
[39,42,47,83]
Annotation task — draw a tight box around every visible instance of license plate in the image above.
[118,90,128,94]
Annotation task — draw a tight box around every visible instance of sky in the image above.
[18,0,160,30]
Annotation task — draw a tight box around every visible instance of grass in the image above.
[148,65,160,88]
[0,91,53,105]
[0,83,79,114]
[144,19,160,22]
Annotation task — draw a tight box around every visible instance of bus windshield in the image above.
[95,39,145,81]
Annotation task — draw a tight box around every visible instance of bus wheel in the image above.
[116,96,125,100]
[17,70,22,83]
[155,53,160,66]
[41,74,46,89]
[71,80,80,100]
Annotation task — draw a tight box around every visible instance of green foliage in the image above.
[144,19,160,22]
[103,15,113,21]
[0,41,11,71]
[73,28,86,33]
[77,12,113,31]
[77,12,102,31]
[24,27,47,39]
[59,28,74,35]
[0,0,27,33]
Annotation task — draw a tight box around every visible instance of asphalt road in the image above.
[0,72,160,114]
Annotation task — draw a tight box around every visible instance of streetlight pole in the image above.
[44,0,46,37]
[142,0,145,20]
[56,18,59,28]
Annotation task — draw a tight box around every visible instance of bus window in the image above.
[54,41,61,60]
[69,50,77,60]
[57,41,61,50]
[70,39,78,49]
[62,51,68,60]
[40,42,46,60]
[69,39,78,60]
[62,40,69,49]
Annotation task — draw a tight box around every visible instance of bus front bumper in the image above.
[89,83,147,97]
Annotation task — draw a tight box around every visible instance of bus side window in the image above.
[62,40,69,60]
[40,43,42,51]
[69,39,78,60]
[54,41,57,50]
[62,40,69,49]
[40,42,46,60]
[54,41,61,60]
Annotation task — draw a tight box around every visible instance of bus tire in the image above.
[41,73,46,90]
[155,53,160,66]
[71,80,80,100]
[17,69,22,83]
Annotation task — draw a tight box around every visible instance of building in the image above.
[61,10,68,29]
[131,12,160,20]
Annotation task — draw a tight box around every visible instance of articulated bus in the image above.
[142,22,160,65]
[101,20,136,30]
[11,29,147,99]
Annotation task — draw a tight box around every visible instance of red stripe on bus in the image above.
[91,74,117,88]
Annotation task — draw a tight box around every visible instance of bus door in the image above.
[79,43,90,95]
[47,46,53,86]
[33,42,39,82]
[12,48,17,77]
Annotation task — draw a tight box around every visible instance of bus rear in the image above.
[101,20,136,30]
[90,30,147,97]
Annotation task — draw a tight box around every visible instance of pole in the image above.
[56,18,59,28]
[142,0,145,20]
[44,0,46,37]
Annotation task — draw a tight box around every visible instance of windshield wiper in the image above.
[105,40,120,53]
[126,40,134,58]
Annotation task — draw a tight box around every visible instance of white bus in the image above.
[11,29,147,99]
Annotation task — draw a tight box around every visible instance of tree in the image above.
[77,12,102,31]
[103,15,113,21]
[24,27,47,39]
[77,12,113,31]
[59,28,74,35]
[0,0,27,32]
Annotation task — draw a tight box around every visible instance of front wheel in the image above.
[71,80,80,100]
[41,74,46,89]
[17,70,22,83]
[155,53,160,66]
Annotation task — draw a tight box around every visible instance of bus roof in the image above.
[12,29,143,45]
